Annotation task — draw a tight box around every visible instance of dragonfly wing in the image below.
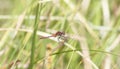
[40,36,52,39]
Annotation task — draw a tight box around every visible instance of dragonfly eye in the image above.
[58,32,65,36]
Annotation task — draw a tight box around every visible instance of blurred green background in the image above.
[0,0,120,69]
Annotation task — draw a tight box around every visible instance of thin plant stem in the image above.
[29,3,42,69]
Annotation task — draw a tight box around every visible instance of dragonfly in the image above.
[40,31,66,41]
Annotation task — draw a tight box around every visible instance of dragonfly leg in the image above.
[57,35,68,42]
[58,36,61,41]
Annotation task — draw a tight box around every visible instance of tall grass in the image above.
[29,3,42,69]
